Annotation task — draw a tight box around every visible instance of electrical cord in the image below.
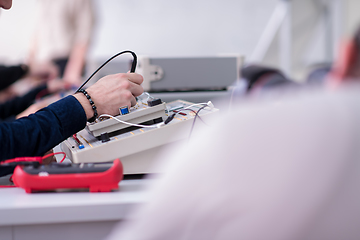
[0,152,67,188]
[176,101,213,116]
[75,50,137,93]
[97,100,212,141]
[144,92,155,99]
[98,114,164,128]
[188,105,208,139]
[0,152,66,166]
[164,101,214,125]
[73,52,213,135]
[98,101,213,129]
[174,108,207,125]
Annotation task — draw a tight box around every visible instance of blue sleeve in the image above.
[0,95,87,162]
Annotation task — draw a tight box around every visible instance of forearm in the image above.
[0,72,144,161]
[73,92,94,120]
[0,95,87,161]
[63,43,88,81]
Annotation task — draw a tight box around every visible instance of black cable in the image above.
[188,105,207,139]
[75,50,137,93]
[164,104,210,126]
[176,108,207,125]
[164,113,176,125]
[191,112,206,125]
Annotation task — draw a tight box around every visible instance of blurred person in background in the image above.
[0,61,69,123]
[0,0,95,121]
[0,66,70,122]
[0,61,59,102]
[306,26,360,87]
[0,63,57,93]
[28,0,95,87]
[327,26,360,86]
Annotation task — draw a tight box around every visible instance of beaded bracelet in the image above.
[77,89,98,122]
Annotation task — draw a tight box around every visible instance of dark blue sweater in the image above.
[0,95,87,176]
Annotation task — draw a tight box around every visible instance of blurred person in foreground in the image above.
[0,0,144,177]
[105,30,360,240]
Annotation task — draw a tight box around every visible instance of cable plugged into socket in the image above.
[206,101,214,109]
[163,101,214,126]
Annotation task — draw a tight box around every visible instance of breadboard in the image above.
[87,97,167,137]
[61,100,219,174]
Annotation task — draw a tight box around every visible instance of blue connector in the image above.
[119,106,130,115]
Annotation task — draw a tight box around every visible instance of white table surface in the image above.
[0,178,155,226]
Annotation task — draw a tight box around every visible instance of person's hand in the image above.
[62,76,82,88]
[46,78,72,93]
[74,73,144,120]
[28,62,59,81]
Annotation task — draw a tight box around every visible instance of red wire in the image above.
[0,152,67,188]
[1,151,67,165]
[1,152,67,166]
[0,185,16,188]
[0,152,67,189]
[42,151,66,162]
[1,156,43,165]
[58,152,67,163]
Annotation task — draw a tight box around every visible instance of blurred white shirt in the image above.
[106,84,360,240]
[31,0,95,62]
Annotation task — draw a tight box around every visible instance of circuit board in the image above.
[87,93,167,137]
[61,99,219,174]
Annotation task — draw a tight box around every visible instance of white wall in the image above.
[91,0,278,59]
[0,0,38,63]
[0,0,359,79]
[345,0,360,36]
[0,0,277,62]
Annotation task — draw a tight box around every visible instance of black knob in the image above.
[100,132,110,143]
[147,98,162,107]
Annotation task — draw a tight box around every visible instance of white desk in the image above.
[0,178,155,240]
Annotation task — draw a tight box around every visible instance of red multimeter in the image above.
[12,159,123,193]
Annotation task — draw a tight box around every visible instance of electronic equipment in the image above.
[137,55,242,91]
[63,51,220,175]
[61,96,219,174]
[88,55,243,104]
[87,94,167,137]
[12,159,123,193]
